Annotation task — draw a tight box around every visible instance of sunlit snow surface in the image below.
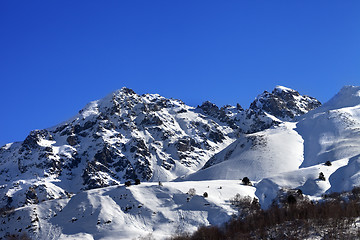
[186,122,303,181]
[1,181,256,240]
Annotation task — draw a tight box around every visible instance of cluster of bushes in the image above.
[229,194,259,218]
[4,233,31,240]
[0,206,15,217]
[170,186,360,239]
[124,178,141,187]
[186,188,209,200]
[241,177,251,186]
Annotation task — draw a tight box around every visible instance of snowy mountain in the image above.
[0,87,236,208]
[190,85,360,211]
[0,85,338,239]
[186,86,321,181]
[0,86,319,210]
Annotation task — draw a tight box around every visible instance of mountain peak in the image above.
[273,85,297,94]
[105,87,137,100]
[197,101,219,115]
[335,85,360,101]
[119,87,136,95]
[249,86,321,120]
[319,85,360,111]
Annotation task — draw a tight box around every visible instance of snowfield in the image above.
[1,181,256,240]
[186,122,304,181]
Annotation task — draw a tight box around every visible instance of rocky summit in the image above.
[249,86,321,121]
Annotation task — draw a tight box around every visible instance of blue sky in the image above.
[1,1,359,146]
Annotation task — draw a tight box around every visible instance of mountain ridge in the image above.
[0,85,321,210]
[7,85,355,239]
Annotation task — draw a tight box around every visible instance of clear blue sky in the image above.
[1,1,359,146]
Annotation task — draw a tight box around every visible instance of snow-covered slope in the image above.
[190,86,360,185]
[255,158,350,209]
[0,181,256,240]
[181,85,360,215]
[185,86,322,181]
[297,85,360,167]
[185,122,304,181]
[252,86,360,208]
[1,85,332,239]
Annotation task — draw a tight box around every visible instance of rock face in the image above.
[0,86,320,209]
[196,86,321,134]
[249,86,321,121]
[236,86,321,133]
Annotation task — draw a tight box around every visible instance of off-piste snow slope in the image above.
[3,85,360,239]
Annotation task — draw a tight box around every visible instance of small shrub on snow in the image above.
[241,177,251,186]
[275,188,309,208]
[230,194,259,218]
[0,206,15,217]
[325,160,332,166]
[4,233,31,240]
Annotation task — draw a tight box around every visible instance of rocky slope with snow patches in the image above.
[0,85,328,239]
[196,85,321,134]
[250,86,321,121]
[0,86,319,210]
[0,87,236,208]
